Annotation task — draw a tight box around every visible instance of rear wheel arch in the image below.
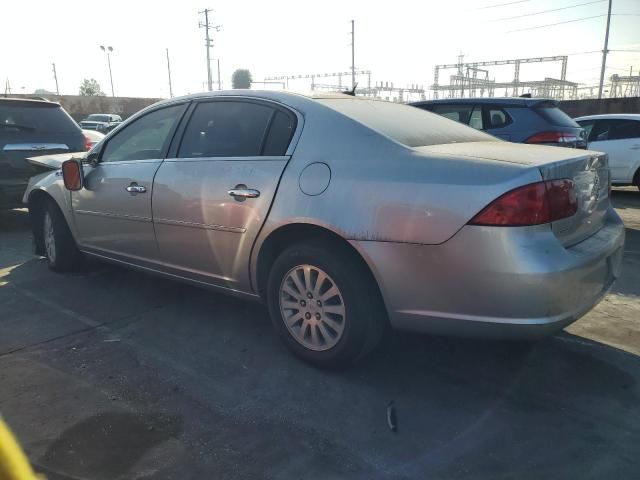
[633,166,640,190]
[255,223,385,308]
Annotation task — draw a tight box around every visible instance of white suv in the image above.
[575,114,640,190]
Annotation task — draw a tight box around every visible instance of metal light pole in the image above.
[350,20,355,90]
[166,48,174,97]
[598,0,613,100]
[100,45,115,97]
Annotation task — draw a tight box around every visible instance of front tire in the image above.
[266,240,386,369]
[42,201,82,272]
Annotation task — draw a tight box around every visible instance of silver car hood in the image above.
[26,152,87,171]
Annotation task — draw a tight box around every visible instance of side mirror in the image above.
[61,159,84,191]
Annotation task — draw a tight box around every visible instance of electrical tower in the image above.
[199,8,221,91]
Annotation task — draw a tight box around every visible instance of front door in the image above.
[587,119,640,183]
[152,99,298,291]
[72,103,187,263]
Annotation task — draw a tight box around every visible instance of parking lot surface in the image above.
[1,190,639,480]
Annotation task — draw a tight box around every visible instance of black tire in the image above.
[266,239,387,369]
[42,200,82,272]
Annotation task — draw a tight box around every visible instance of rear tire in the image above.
[42,200,82,272]
[266,239,386,369]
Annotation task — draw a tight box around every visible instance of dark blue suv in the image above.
[411,98,587,149]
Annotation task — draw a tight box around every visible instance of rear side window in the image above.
[263,110,296,155]
[485,108,510,129]
[0,103,79,134]
[179,101,274,157]
[534,103,579,127]
[430,104,474,124]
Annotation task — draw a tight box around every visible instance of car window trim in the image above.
[97,101,190,164]
[170,96,301,160]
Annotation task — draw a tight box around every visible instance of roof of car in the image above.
[0,97,61,107]
[574,113,640,121]
[411,97,557,107]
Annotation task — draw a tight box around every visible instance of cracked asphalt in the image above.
[1,189,639,480]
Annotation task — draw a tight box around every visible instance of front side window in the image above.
[577,120,595,140]
[178,101,275,158]
[608,119,640,140]
[468,106,484,130]
[101,104,184,162]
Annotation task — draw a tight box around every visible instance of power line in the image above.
[492,0,605,21]
[477,0,530,9]
[507,14,605,32]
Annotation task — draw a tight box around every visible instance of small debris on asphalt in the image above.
[387,401,397,433]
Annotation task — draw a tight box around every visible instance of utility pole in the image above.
[598,0,613,100]
[350,20,355,90]
[52,63,60,95]
[217,58,221,90]
[199,8,221,92]
[166,48,173,98]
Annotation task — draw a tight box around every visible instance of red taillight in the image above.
[525,131,578,144]
[469,179,577,227]
[83,134,92,151]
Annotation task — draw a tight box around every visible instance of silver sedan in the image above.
[23,91,625,368]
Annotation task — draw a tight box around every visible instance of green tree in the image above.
[231,69,252,89]
[79,78,105,96]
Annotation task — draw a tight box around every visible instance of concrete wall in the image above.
[559,97,640,118]
[9,94,163,121]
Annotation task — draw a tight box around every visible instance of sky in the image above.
[1,0,639,99]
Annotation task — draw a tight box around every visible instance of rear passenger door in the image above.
[152,98,298,291]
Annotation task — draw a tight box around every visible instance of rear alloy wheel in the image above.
[279,264,346,352]
[267,240,386,369]
[42,200,82,272]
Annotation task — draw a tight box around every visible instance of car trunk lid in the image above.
[417,141,610,246]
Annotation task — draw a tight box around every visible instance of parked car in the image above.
[574,114,640,190]
[0,98,88,209]
[82,129,105,149]
[411,97,587,148]
[23,91,624,368]
[79,113,122,133]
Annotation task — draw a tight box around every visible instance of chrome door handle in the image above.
[228,185,260,200]
[126,183,147,194]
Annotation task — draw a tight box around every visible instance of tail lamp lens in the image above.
[469,179,577,227]
[83,134,92,151]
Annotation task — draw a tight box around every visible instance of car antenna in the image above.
[343,83,358,96]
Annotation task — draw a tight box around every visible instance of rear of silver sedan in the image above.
[354,144,625,339]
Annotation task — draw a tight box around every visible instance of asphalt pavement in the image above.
[1,190,639,480]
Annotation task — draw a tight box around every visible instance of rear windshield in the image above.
[317,98,495,148]
[86,114,110,122]
[0,103,80,134]
[534,103,579,128]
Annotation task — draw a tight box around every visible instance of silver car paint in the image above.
[24,90,625,338]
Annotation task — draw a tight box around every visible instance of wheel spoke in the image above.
[286,312,304,327]
[281,300,301,310]
[303,266,313,293]
[322,315,342,333]
[310,324,320,346]
[323,304,345,316]
[282,284,302,300]
[313,270,327,297]
[317,321,333,342]
[320,285,339,302]
[290,269,306,296]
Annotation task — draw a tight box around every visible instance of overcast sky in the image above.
[1,0,639,99]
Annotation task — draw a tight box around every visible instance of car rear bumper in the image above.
[352,207,625,339]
